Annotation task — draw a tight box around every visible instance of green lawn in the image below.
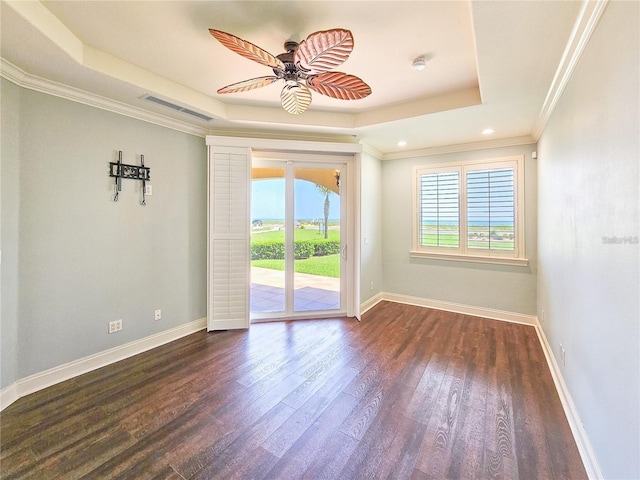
[252,254,340,278]
[421,227,515,250]
[251,228,340,277]
[421,234,460,247]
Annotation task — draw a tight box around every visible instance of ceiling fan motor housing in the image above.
[275,44,307,81]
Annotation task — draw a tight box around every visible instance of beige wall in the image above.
[2,82,208,381]
[537,2,639,477]
[380,144,538,315]
[1,79,21,389]
[360,151,383,303]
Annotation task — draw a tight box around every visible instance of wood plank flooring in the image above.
[0,301,587,479]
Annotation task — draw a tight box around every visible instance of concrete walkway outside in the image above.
[251,267,340,313]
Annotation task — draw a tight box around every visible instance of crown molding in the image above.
[532,0,609,140]
[355,87,482,128]
[1,58,209,138]
[1,59,370,147]
[380,135,536,160]
[206,127,359,145]
[361,143,384,160]
[205,135,363,154]
[1,59,536,160]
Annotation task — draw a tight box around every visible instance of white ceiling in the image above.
[1,1,586,156]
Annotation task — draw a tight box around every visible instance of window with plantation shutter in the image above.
[412,156,526,265]
[467,167,515,252]
[419,169,461,249]
[207,146,251,330]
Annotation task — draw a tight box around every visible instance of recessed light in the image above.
[397,140,407,147]
[482,128,495,135]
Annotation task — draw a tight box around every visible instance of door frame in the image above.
[250,155,349,321]
[206,135,362,331]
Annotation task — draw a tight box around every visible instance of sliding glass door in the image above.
[250,158,346,321]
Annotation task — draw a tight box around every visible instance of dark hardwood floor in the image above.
[0,301,586,479]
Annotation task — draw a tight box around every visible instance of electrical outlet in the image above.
[145,185,153,195]
[155,309,162,321]
[109,319,122,333]
[541,309,545,323]
[559,343,566,366]
[370,281,374,291]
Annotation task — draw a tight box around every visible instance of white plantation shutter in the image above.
[466,167,515,252]
[412,156,525,264]
[419,170,460,248]
[207,146,250,330]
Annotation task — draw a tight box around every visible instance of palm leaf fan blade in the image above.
[294,29,354,74]
[217,76,280,94]
[306,72,372,100]
[280,82,312,114]
[209,29,285,70]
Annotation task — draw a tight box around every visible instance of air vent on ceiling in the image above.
[142,95,213,121]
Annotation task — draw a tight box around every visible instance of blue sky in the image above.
[252,179,340,221]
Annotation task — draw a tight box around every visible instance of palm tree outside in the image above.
[315,184,331,239]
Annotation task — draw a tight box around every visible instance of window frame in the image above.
[411,155,528,266]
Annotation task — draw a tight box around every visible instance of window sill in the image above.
[410,250,529,267]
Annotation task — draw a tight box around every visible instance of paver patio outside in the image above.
[250,267,340,313]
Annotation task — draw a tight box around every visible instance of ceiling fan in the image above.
[209,28,372,114]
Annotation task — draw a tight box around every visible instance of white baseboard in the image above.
[533,319,603,480]
[376,291,537,325]
[0,318,207,411]
[360,292,384,315]
[0,383,18,411]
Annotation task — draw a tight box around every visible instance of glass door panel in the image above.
[294,167,341,313]
[250,160,344,321]
[250,167,285,315]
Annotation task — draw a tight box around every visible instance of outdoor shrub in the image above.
[313,239,341,256]
[294,241,314,259]
[251,235,340,260]
[251,241,284,260]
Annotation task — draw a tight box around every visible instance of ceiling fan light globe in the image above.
[280,82,312,114]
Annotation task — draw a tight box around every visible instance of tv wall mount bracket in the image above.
[109,150,151,205]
